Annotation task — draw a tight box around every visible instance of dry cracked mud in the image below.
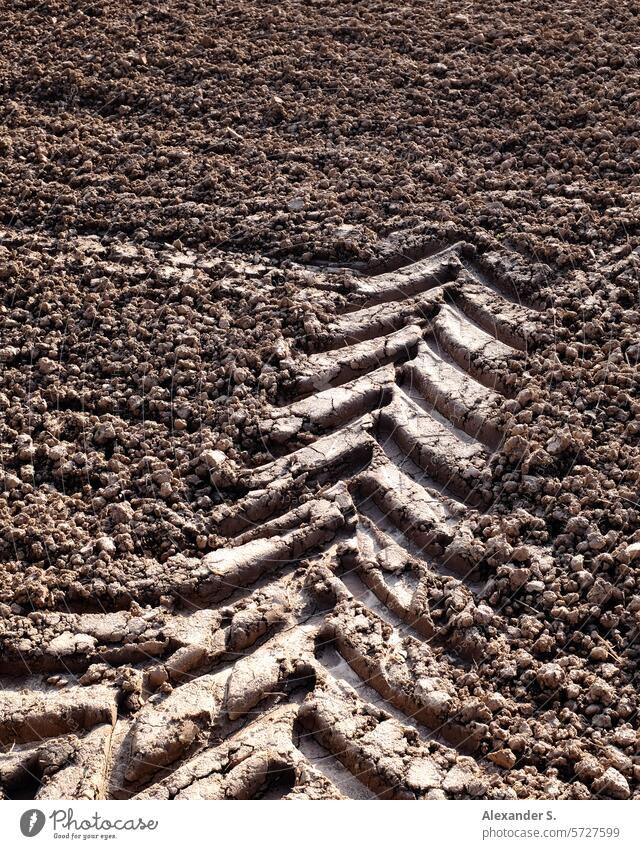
[1,0,640,803]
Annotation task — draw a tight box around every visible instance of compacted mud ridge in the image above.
[1,0,640,802]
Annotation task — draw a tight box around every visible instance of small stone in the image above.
[443,764,469,793]
[592,767,630,799]
[96,536,117,556]
[575,755,604,781]
[94,422,116,445]
[146,665,169,689]
[588,680,615,705]
[201,449,227,468]
[537,663,564,688]
[587,532,606,551]
[590,646,609,662]
[488,749,517,769]
[3,472,20,491]
[376,546,406,572]
[603,746,632,775]
[406,759,443,791]
[108,502,134,525]
[508,567,530,589]
[0,346,19,362]
[48,631,97,656]
[612,727,637,747]
[425,788,447,799]
[625,542,640,562]
[587,578,612,605]
[420,689,452,717]
[466,776,489,797]
[38,356,58,374]
[485,693,507,713]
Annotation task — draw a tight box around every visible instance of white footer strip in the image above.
[0,799,636,848]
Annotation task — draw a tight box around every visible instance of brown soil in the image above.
[0,0,639,801]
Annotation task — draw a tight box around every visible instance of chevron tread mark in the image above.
[2,244,580,802]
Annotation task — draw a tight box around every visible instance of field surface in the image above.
[0,0,639,800]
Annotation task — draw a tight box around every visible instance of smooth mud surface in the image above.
[0,0,639,801]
